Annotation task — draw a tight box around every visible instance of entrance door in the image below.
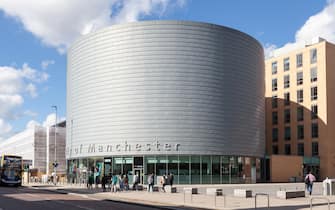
[134,168,143,184]
[104,158,112,177]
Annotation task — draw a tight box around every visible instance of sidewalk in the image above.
[24,182,335,210]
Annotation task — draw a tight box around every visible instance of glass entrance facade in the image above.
[67,155,261,185]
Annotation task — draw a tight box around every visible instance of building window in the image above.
[311,86,317,100]
[297,90,303,103]
[284,75,290,88]
[310,48,317,64]
[272,128,278,142]
[297,125,304,139]
[311,104,318,119]
[297,72,303,85]
[312,142,319,156]
[272,61,277,75]
[285,127,291,141]
[297,143,304,156]
[284,57,290,71]
[312,123,318,138]
[272,95,278,108]
[284,109,290,123]
[311,67,317,82]
[285,144,291,155]
[272,79,277,91]
[272,112,278,125]
[272,145,279,154]
[284,92,290,106]
[297,106,304,121]
[296,53,303,67]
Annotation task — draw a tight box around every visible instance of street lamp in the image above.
[51,105,57,185]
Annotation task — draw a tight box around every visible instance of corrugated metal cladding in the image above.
[67,21,265,159]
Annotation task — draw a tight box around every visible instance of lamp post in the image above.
[51,105,57,185]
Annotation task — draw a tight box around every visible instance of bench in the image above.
[276,190,305,199]
[206,188,223,196]
[184,187,198,194]
[165,185,177,193]
[234,189,252,198]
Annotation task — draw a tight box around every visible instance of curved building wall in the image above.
[67,21,265,159]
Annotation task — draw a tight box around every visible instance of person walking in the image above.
[111,174,118,192]
[169,173,174,187]
[133,172,140,191]
[160,175,166,192]
[305,171,316,195]
[147,173,154,192]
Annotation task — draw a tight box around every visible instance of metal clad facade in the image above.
[67,21,265,159]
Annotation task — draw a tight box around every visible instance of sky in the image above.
[0,0,334,141]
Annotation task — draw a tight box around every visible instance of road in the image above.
[0,186,166,210]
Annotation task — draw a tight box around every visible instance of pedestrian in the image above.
[111,174,118,192]
[160,175,166,192]
[119,173,124,191]
[169,173,174,187]
[101,176,106,192]
[305,171,316,195]
[147,173,154,192]
[133,172,140,191]
[124,174,129,191]
[87,171,94,189]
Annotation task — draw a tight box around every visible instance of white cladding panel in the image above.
[67,21,265,158]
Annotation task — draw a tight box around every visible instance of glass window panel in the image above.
[201,156,211,184]
[297,90,303,103]
[312,123,318,138]
[191,156,200,184]
[312,142,319,156]
[272,79,277,91]
[297,107,304,121]
[179,156,189,184]
[296,53,303,67]
[272,128,278,142]
[311,67,317,82]
[212,156,220,184]
[272,95,278,108]
[297,71,303,85]
[310,48,317,64]
[298,125,304,139]
[298,143,304,156]
[311,105,318,119]
[284,92,290,106]
[284,57,290,71]
[272,62,277,75]
[284,75,290,88]
[311,87,317,100]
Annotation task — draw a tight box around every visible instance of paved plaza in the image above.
[23,182,335,210]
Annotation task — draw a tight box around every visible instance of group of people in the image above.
[160,173,174,192]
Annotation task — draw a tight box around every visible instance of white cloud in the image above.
[25,83,38,98]
[26,120,40,129]
[0,63,48,138]
[0,0,186,53]
[42,113,65,127]
[41,59,55,70]
[23,110,38,117]
[0,119,12,135]
[266,1,335,58]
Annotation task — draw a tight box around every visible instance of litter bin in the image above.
[322,178,335,195]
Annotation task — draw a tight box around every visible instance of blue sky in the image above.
[0,0,334,140]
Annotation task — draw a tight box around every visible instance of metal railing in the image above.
[255,193,270,209]
[310,197,330,210]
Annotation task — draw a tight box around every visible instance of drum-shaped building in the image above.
[67,21,265,184]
